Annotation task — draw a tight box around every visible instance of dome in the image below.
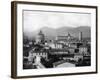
[38,30,44,35]
[36,30,45,43]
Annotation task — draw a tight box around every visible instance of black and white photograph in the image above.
[11,1,97,78]
[23,10,91,69]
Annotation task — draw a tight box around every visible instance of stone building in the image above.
[28,49,48,62]
[79,45,88,55]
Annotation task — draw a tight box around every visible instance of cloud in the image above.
[23,10,91,32]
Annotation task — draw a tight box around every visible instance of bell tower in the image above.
[79,32,82,41]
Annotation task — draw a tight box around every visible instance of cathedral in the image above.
[56,32,82,41]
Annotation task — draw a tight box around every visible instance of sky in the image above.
[23,10,91,32]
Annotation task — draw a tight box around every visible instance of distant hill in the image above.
[24,26,91,40]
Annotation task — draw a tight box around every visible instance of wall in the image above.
[0,0,99,80]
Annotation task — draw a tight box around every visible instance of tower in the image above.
[79,32,82,41]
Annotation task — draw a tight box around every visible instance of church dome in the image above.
[36,30,45,43]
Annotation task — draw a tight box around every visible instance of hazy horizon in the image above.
[23,26,91,40]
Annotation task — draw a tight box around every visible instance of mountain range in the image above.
[24,26,91,40]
